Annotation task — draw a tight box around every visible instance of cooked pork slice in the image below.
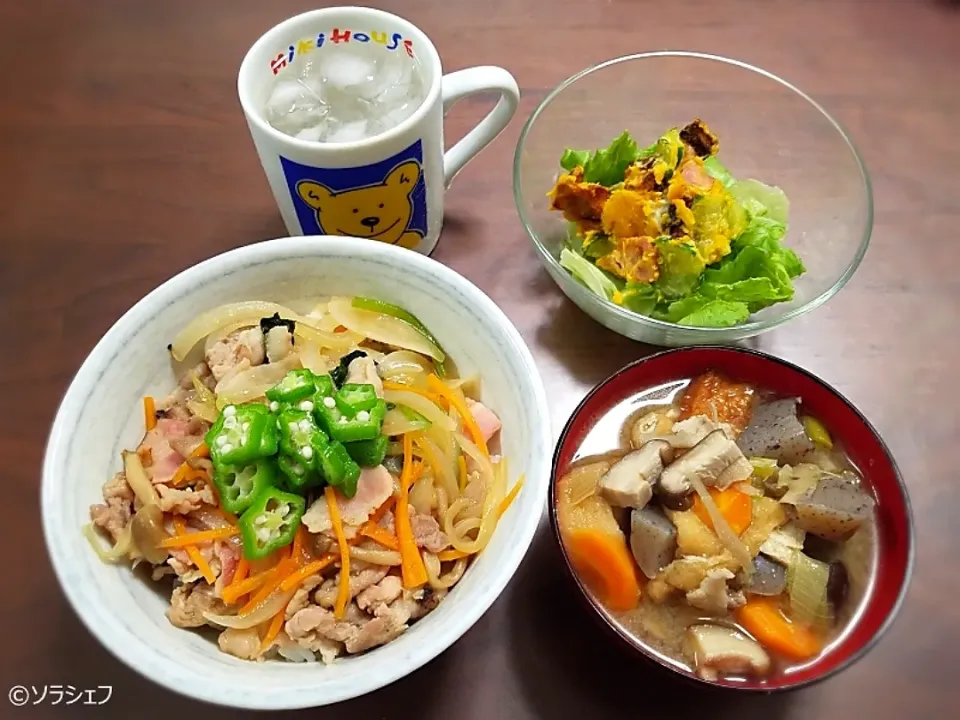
[205,328,265,383]
[302,465,394,534]
[137,417,206,485]
[156,483,216,514]
[90,472,134,540]
[217,628,260,660]
[166,583,231,628]
[411,511,449,552]
[314,565,389,608]
[356,575,404,612]
[346,355,383,398]
[466,398,502,442]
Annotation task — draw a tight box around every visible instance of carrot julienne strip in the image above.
[437,549,471,562]
[144,397,157,431]
[458,455,468,491]
[172,517,216,584]
[258,607,286,656]
[381,380,444,403]
[326,487,352,619]
[359,524,400,551]
[222,572,269,605]
[239,556,297,615]
[279,555,336,592]
[426,375,488,456]
[397,434,428,588]
[159,526,238,548]
[497,476,525,518]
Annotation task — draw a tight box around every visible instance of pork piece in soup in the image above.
[556,370,877,682]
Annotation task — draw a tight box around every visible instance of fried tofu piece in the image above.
[680,119,720,157]
[548,168,610,224]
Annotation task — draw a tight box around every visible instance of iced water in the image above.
[264,43,426,143]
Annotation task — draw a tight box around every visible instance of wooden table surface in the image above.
[2,0,958,717]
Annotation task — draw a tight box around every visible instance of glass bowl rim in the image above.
[512,51,875,335]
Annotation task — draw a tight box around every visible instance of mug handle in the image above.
[440,66,520,188]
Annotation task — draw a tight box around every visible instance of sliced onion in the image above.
[123,450,159,507]
[328,297,444,361]
[215,354,300,407]
[204,586,296,629]
[349,546,401,566]
[130,504,171,565]
[171,302,311,361]
[382,407,431,436]
[416,432,458,502]
[689,474,754,574]
[294,322,363,352]
[447,374,481,400]
[377,351,435,386]
[84,523,133,563]
[409,473,436,516]
[443,434,505,555]
[383,390,455,431]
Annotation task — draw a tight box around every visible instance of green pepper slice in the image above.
[266,369,316,403]
[205,405,272,467]
[237,486,305,560]
[344,434,388,468]
[213,458,277,514]
[351,297,446,364]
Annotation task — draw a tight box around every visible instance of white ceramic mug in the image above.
[238,7,520,254]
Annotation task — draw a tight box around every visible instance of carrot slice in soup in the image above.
[566,529,641,611]
[737,596,823,661]
[693,486,753,536]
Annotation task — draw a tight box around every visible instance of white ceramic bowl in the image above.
[42,237,551,710]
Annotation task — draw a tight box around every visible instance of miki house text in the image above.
[271,29,415,75]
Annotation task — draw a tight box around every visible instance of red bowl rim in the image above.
[548,345,915,692]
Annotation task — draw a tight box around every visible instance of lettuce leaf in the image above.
[558,132,656,187]
[560,149,590,172]
[559,248,618,300]
[655,237,705,299]
[703,156,736,188]
[731,179,790,224]
[677,299,750,327]
[655,294,750,327]
[618,282,660,315]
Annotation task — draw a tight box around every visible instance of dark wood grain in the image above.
[1,0,958,717]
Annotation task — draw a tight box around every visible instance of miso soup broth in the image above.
[557,370,878,682]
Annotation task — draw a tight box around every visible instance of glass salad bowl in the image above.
[513,52,873,347]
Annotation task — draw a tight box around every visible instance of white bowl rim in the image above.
[512,50,875,336]
[41,236,551,709]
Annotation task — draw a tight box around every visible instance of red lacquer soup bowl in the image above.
[549,346,914,691]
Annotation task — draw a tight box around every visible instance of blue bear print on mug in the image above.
[281,140,427,249]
